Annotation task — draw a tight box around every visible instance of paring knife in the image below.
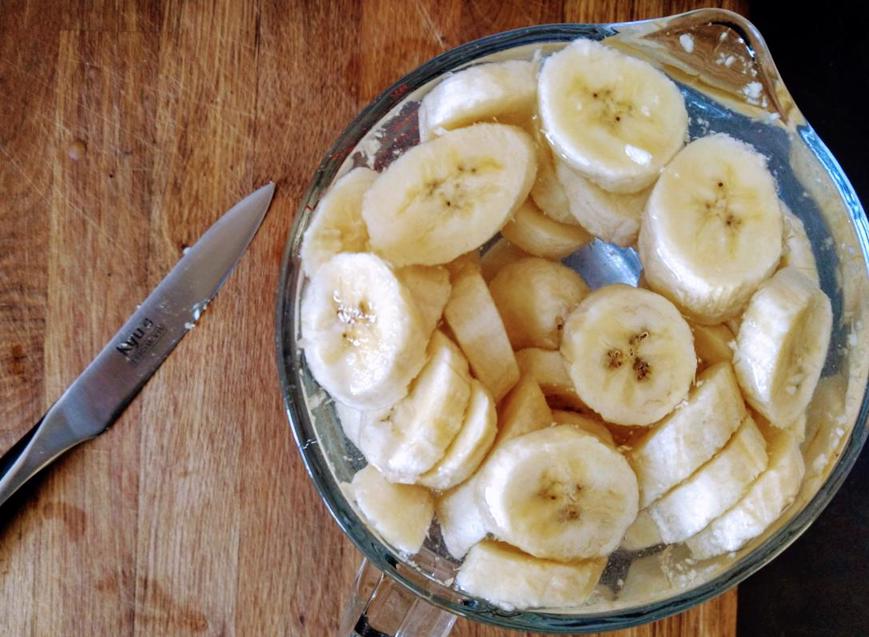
[0,183,276,508]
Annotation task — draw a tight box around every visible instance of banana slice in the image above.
[490,257,589,350]
[456,541,606,611]
[551,409,615,446]
[418,60,537,141]
[443,265,520,401]
[362,123,537,266]
[620,509,663,552]
[418,380,497,490]
[733,267,833,427]
[478,425,639,560]
[348,465,434,554]
[531,140,580,226]
[301,252,427,410]
[300,167,378,276]
[395,265,451,337]
[648,415,768,544]
[686,429,805,559]
[436,477,488,559]
[335,401,366,448]
[692,322,735,369]
[357,331,471,482]
[495,375,553,447]
[501,198,592,259]
[561,285,696,427]
[780,208,820,285]
[538,39,688,193]
[638,134,784,324]
[628,362,746,507]
[555,160,651,247]
[444,250,482,278]
[480,238,530,282]
[515,348,587,411]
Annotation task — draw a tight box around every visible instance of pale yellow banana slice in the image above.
[490,257,589,350]
[301,252,427,410]
[648,415,769,543]
[495,375,553,447]
[362,123,537,266]
[551,409,615,446]
[501,198,591,259]
[456,541,606,611]
[395,265,451,337]
[436,477,488,559]
[334,400,365,448]
[348,465,434,554]
[780,207,820,285]
[555,160,651,247]
[418,60,537,141]
[357,331,471,482]
[561,285,696,426]
[531,139,580,225]
[686,429,804,559]
[538,39,688,193]
[734,267,833,427]
[515,347,587,411]
[418,380,497,490]
[443,265,519,401]
[479,238,530,282]
[638,134,784,324]
[478,425,639,560]
[692,322,735,369]
[628,362,746,507]
[300,167,378,276]
[620,509,663,552]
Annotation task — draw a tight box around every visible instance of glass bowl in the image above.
[276,8,869,634]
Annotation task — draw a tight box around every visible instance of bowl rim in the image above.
[275,8,869,632]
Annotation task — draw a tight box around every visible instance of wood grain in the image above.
[0,1,746,635]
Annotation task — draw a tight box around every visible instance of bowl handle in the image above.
[339,558,457,637]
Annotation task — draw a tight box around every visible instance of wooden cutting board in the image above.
[0,1,746,635]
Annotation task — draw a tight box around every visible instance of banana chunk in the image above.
[734,267,833,427]
[362,123,537,266]
[490,257,589,350]
[648,415,769,544]
[628,362,746,508]
[531,141,580,226]
[300,167,378,276]
[515,347,587,411]
[780,207,820,285]
[692,322,735,369]
[686,428,804,560]
[479,238,530,282]
[551,409,615,446]
[620,509,663,552]
[456,541,605,611]
[495,375,553,447]
[639,134,784,324]
[436,477,488,559]
[561,285,696,427]
[348,465,434,554]
[301,253,427,410]
[501,198,591,259]
[538,39,688,193]
[418,60,537,140]
[478,425,638,560]
[395,265,451,337]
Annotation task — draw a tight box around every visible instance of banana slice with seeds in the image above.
[501,198,591,259]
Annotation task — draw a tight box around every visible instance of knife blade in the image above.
[0,182,276,508]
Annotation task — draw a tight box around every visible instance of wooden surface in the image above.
[0,1,747,635]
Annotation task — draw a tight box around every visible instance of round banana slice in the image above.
[478,425,639,560]
[780,208,820,285]
[301,252,427,410]
[538,39,688,193]
[501,199,591,259]
[489,257,589,350]
[638,133,784,324]
[362,123,537,266]
[561,285,696,427]
[733,267,833,427]
[456,540,606,611]
[300,167,377,276]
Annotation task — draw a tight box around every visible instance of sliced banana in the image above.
[638,134,784,324]
[300,167,378,276]
[501,198,591,259]
[628,362,747,508]
[418,60,537,141]
[456,541,606,611]
[348,465,434,554]
[357,331,471,482]
[561,285,696,427]
[395,265,451,337]
[551,409,615,446]
[418,380,497,490]
[490,257,589,350]
[444,250,482,278]
[301,252,427,410]
[555,160,651,247]
[436,477,488,559]
[648,415,769,544]
[362,123,537,266]
[479,238,530,282]
[620,509,663,552]
[780,208,820,285]
[334,400,365,448]
[515,348,587,411]
[495,375,553,447]
[531,140,580,226]
[443,265,520,401]
[686,429,805,560]
[538,39,688,193]
[478,425,639,560]
[733,267,833,427]
[692,322,735,369]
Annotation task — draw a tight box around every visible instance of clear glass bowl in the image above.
[276,8,869,633]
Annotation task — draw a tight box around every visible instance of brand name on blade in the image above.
[116,317,166,363]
